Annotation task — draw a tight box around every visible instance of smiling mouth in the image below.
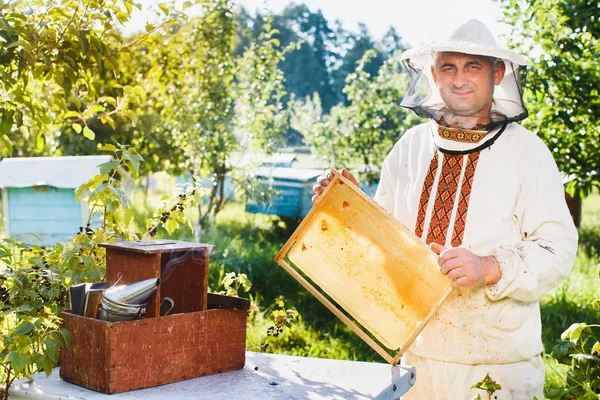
[451,91,473,97]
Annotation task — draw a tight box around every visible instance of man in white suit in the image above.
[313,19,577,399]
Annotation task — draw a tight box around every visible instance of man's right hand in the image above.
[312,168,359,203]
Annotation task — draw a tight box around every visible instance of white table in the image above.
[10,352,415,399]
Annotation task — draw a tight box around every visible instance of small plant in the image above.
[217,271,252,298]
[471,373,502,400]
[0,240,70,400]
[544,265,600,399]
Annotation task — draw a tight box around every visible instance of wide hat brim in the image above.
[402,42,528,67]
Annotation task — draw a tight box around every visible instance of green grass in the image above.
[540,191,600,394]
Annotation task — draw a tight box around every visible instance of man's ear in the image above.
[431,65,438,84]
[493,61,506,85]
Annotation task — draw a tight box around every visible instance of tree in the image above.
[498,0,600,197]
[292,51,422,185]
[0,0,198,158]
[131,3,289,226]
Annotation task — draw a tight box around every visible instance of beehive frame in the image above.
[275,169,453,364]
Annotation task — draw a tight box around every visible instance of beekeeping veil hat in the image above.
[400,19,528,131]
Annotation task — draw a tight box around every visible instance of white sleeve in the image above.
[485,144,578,302]
[373,146,399,216]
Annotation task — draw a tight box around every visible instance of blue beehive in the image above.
[246,167,323,219]
[0,156,111,246]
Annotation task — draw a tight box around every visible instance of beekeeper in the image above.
[313,19,578,399]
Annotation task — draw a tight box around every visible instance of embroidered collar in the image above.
[437,126,488,143]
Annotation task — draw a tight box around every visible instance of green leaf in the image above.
[122,150,141,174]
[165,218,178,234]
[60,328,72,348]
[222,272,235,288]
[6,39,33,52]
[19,125,29,139]
[15,320,35,335]
[1,134,13,155]
[123,110,138,127]
[158,3,169,15]
[83,126,95,140]
[98,144,117,152]
[43,336,60,362]
[5,351,28,374]
[42,356,53,376]
[63,110,80,119]
[36,133,45,152]
[561,322,588,343]
[98,160,118,175]
[72,123,82,134]
[470,373,501,394]
[237,273,252,292]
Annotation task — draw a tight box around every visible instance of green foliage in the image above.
[215,270,252,297]
[0,0,198,158]
[0,240,67,399]
[471,373,502,400]
[547,302,600,398]
[498,0,600,197]
[291,50,422,184]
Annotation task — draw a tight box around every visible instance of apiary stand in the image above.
[10,352,416,399]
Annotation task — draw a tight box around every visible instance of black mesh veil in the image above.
[399,20,528,131]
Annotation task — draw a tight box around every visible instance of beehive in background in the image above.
[0,156,112,246]
[276,170,453,364]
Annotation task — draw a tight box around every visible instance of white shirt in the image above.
[373,120,578,364]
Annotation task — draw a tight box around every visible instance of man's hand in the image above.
[430,243,502,288]
[312,168,359,203]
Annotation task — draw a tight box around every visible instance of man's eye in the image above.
[468,65,481,70]
[442,67,454,72]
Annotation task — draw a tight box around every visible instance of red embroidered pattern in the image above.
[426,154,463,245]
[438,126,487,143]
[451,152,481,247]
[415,151,439,238]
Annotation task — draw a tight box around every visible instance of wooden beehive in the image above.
[275,170,453,365]
[59,240,249,394]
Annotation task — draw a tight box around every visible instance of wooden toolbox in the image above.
[59,240,250,394]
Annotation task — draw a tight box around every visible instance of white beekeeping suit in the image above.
[373,19,578,399]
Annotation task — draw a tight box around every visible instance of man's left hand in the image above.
[430,243,502,288]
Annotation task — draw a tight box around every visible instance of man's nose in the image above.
[453,69,468,88]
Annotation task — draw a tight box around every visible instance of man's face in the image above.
[431,52,505,117]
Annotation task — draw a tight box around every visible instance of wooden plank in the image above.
[59,309,247,394]
[100,240,214,255]
[207,292,251,311]
[160,249,209,313]
[59,312,111,393]
[105,250,161,318]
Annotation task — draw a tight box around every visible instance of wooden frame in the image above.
[275,169,453,365]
